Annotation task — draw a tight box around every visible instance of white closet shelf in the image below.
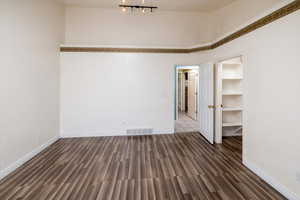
[222,122,242,127]
[222,107,243,111]
[218,57,243,140]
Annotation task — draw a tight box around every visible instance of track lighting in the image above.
[119,4,158,13]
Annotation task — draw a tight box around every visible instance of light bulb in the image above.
[142,0,145,4]
[122,0,125,3]
[142,8,145,13]
[122,7,126,12]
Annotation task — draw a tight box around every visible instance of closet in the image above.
[215,57,243,143]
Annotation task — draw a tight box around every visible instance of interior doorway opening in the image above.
[175,63,214,143]
[215,56,243,145]
[175,66,200,133]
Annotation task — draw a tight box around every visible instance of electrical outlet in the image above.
[296,173,300,183]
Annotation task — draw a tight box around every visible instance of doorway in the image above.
[175,66,199,133]
[174,63,214,144]
[215,56,243,144]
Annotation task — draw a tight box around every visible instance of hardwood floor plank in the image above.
[0,133,287,200]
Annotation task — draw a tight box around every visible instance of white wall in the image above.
[0,0,64,176]
[205,9,300,199]
[60,52,210,137]
[211,0,291,40]
[65,7,214,47]
[64,1,293,48]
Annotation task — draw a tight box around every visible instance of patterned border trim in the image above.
[60,47,189,54]
[61,0,300,53]
[210,0,300,49]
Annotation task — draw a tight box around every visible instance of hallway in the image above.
[175,112,200,133]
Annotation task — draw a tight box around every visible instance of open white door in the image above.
[187,71,198,120]
[199,63,214,144]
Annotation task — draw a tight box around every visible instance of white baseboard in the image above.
[243,159,300,200]
[0,136,60,181]
[60,129,174,138]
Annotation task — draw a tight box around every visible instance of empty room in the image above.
[1,0,300,199]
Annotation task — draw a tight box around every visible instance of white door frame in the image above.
[215,55,244,144]
[175,65,200,121]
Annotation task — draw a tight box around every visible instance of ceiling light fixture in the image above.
[119,4,158,13]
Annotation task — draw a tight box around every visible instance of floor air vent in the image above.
[126,128,153,135]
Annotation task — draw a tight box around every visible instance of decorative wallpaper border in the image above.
[209,0,300,50]
[61,0,300,53]
[60,47,190,54]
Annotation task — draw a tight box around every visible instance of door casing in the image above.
[174,64,215,145]
[174,65,200,121]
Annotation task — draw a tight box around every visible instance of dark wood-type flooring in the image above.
[0,133,286,200]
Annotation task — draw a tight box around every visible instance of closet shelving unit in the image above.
[216,57,243,142]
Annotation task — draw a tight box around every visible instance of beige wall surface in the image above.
[0,0,64,174]
[211,0,288,40]
[204,10,300,199]
[64,0,291,48]
[64,7,214,47]
[60,52,210,137]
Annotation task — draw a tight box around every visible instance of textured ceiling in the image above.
[59,0,237,12]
